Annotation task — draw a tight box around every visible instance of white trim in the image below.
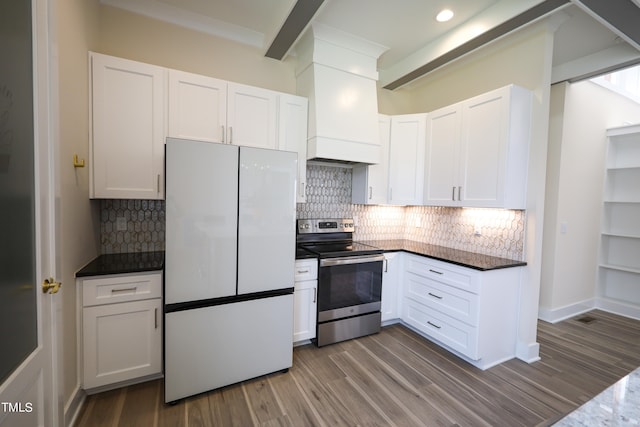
[596,297,640,321]
[516,341,541,364]
[537,298,596,323]
[64,386,86,427]
[537,297,640,323]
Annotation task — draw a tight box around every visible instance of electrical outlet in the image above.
[474,223,482,236]
[116,217,127,231]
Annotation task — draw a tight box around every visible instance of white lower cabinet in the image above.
[400,253,521,370]
[293,259,318,343]
[79,272,163,391]
[381,252,401,322]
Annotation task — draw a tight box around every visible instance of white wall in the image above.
[540,80,640,322]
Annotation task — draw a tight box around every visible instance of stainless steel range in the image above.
[297,219,384,346]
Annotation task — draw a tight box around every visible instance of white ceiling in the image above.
[101,0,640,88]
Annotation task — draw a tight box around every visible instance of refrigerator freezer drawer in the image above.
[164,294,294,403]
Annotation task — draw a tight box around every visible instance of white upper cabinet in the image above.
[90,52,166,199]
[227,83,278,149]
[424,104,461,206]
[167,72,278,149]
[167,70,227,143]
[423,85,531,209]
[352,114,391,205]
[388,113,426,206]
[278,93,309,203]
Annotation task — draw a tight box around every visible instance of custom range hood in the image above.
[295,24,388,164]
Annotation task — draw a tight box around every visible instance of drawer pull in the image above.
[111,287,137,294]
[428,292,443,300]
[155,308,158,329]
[427,321,441,329]
[297,269,310,274]
[428,269,443,275]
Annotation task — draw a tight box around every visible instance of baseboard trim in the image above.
[516,341,540,364]
[538,299,596,324]
[65,384,86,427]
[596,298,640,321]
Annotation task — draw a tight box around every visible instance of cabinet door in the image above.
[424,104,461,206]
[293,280,317,342]
[227,83,278,149]
[381,252,401,322]
[91,53,165,199]
[352,115,391,205]
[388,114,426,205]
[459,88,509,207]
[167,70,227,143]
[83,298,162,389]
[278,93,309,203]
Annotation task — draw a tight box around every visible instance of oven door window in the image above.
[318,261,383,312]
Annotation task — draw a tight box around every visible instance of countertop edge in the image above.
[358,240,526,271]
[75,251,165,278]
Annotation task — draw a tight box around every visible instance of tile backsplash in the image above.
[100,164,525,260]
[298,164,525,259]
[100,199,165,254]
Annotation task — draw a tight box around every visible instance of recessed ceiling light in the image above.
[436,9,454,22]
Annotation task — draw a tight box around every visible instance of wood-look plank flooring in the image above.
[75,310,640,427]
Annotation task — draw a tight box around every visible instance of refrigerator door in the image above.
[237,147,297,295]
[165,138,239,304]
[164,294,294,403]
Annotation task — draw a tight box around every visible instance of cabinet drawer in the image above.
[294,259,318,282]
[404,272,479,327]
[404,255,479,294]
[82,272,162,307]
[403,298,479,360]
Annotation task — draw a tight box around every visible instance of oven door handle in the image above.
[320,254,385,267]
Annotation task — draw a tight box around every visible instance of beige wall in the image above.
[57,0,101,411]
[96,5,298,94]
[540,80,640,321]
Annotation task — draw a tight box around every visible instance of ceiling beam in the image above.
[265,0,325,60]
[572,0,640,51]
[382,0,569,90]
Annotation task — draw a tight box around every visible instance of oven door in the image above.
[317,254,384,322]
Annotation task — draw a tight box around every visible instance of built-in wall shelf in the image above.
[598,124,640,313]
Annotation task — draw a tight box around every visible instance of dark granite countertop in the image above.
[76,251,165,277]
[359,239,526,271]
[296,248,318,260]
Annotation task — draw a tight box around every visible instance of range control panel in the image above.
[297,219,355,234]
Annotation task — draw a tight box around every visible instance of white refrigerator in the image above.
[164,138,297,403]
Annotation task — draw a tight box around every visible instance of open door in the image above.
[0,0,60,426]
